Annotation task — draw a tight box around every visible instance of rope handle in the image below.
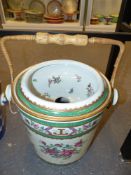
[0,32,125,88]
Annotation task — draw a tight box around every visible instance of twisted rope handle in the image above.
[0,33,125,88]
[0,35,36,87]
[89,37,125,87]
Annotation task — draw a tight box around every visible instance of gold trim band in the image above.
[12,68,113,122]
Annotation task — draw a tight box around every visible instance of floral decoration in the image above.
[22,114,100,138]
[75,74,82,82]
[68,88,74,94]
[86,83,94,97]
[48,75,62,88]
[39,139,83,159]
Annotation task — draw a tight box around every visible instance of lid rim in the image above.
[12,68,112,122]
[16,78,108,116]
[20,60,105,110]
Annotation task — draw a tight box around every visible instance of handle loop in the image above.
[0,33,125,89]
[88,37,125,87]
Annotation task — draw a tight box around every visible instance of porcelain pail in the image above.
[11,60,112,164]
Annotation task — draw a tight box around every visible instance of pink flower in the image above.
[47,148,57,155]
[60,149,74,157]
[33,124,39,129]
[83,124,89,130]
[75,140,83,147]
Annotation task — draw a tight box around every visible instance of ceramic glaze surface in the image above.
[20,60,105,111]
[31,64,97,102]
[27,127,96,164]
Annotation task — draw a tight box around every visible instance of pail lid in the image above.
[13,60,112,121]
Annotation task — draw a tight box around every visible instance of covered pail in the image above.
[0,33,125,164]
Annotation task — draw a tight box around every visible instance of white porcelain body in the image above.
[27,126,96,164]
[20,110,102,164]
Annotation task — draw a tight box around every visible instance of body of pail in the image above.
[20,109,103,164]
[12,60,113,164]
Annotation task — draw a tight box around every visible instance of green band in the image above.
[25,123,97,139]
[20,109,102,127]
[16,79,109,117]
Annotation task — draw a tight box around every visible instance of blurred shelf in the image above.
[2,20,82,31]
[0,0,85,31]
[85,24,116,32]
[0,0,122,32]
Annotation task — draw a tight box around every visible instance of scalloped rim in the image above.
[20,60,104,111]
